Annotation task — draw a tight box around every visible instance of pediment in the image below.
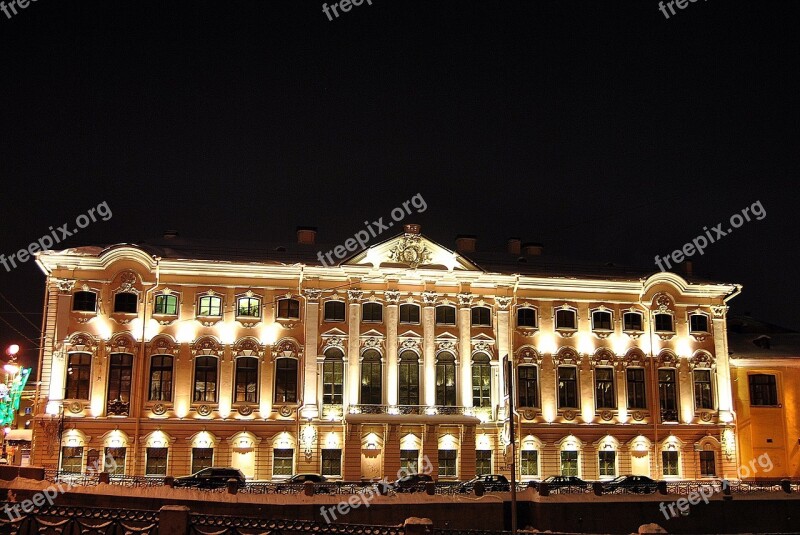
[344,231,482,271]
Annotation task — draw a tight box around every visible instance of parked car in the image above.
[390,473,433,493]
[174,467,246,490]
[540,476,589,489]
[602,475,659,494]
[457,474,510,493]
[274,473,331,493]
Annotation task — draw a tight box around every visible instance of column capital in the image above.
[422,291,438,305]
[457,292,473,307]
[385,290,401,305]
[347,289,363,303]
[303,288,322,302]
[496,296,512,311]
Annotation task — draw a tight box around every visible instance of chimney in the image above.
[296,226,317,245]
[684,260,693,277]
[163,230,178,239]
[455,235,477,253]
[404,223,421,235]
[507,238,521,255]
[522,242,543,256]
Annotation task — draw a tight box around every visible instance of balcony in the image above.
[345,404,493,420]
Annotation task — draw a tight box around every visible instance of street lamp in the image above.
[4,344,20,375]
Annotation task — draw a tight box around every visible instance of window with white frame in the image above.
[521,450,538,477]
[198,295,222,317]
[591,310,612,331]
[555,309,577,330]
[689,313,709,333]
[517,307,537,328]
[623,311,643,331]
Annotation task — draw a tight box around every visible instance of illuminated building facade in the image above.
[31,225,742,481]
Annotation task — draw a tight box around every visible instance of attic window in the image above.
[752,336,771,349]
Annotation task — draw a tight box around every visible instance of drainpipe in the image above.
[639,279,660,478]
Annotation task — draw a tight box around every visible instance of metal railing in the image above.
[189,514,405,535]
[0,502,158,534]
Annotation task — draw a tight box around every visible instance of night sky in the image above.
[1,1,798,373]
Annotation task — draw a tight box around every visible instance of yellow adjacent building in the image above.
[30,225,744,482]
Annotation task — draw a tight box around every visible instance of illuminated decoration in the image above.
[388,233,433,268]
[0,367,30,427]
[301,420,317,456]
[721,427,735,462]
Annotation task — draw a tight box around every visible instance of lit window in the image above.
[322,348,344,405]
[472,353,492,408]
[154,294,178,315]
[360,350,382,404]
[476,450,492,475]
[60,446,83,473]
[438,450,456,477]
[662,450,680,476]
[107,353,133,408]
[273,448,294,477]
[237,297,261,318]
[659,368,678,421]
[198,295,222,317]
[192,448,213,473]
[401,450,419,475]
[598,451,616,477]
[435,352,456,406]
[65,352,91,400]
[193,356,218,402]
[149,355,173,402]
[398,350,420,405]
[560,451,578,476]
[521,450,538,476]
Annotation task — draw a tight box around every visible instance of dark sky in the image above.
[1,1,798,373]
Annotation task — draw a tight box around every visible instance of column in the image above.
[347,290,362,406]
[496,296,512,416]
[711,306,733,416]
[386,291,400,406]
[457,293,472,407]
[423,291,437,407]
[303,289,321,417]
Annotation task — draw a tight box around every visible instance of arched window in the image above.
[275,358,298,403]
[237,297,261,318]
[65,352,91,400]
[399,303,420,324]
[398,350,420,405]
[435,352,456,406]
[471,307,491,327]
[322,348,344,405]
[148,355,173,401]
[435,305,456,325]
[107,353,133,408]
[472,353,492,407]
[360,350,382,404]
[324,301,345,322]
[198,295,222,317]
[113,292,138,314]
[277,298,300,319]
[362,302,383,323]
[518,365,538,408]
[193,356,218,402]
[234,357,258,403]
[154,294,178,315]
[72,291,97,312]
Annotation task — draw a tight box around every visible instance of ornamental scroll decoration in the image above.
[388,233,432,268]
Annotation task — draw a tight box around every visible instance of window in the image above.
[626,368,647,409]
[659,369,678,421]
[654,313,673,332]
[146,447,168,476]
[273,448,294,477]
[193,356,218,402]
[149,355,173,401]
[399,303,420,324]
[192,448,213,474]
[322,348,344,405]
[662,450,680,476]
[105,447,126,475]
[113,292,138,313]
[275,358,298,403]
[517,308,537,328]
[471,307,491,327]
[694,369,713,409]
[598,451,616,477]
[65,352,91,399]
[198,295,222,317]
[749,374,778,406]
[438,450,456,477]
[690,314,709,333]
[699,451,716,477]
[476,450,492,475]
[521,450,539,476]
[560,451,578,476]
[322,449,342,477]
[360,350,382,404]
[518,366,538,408]
[234,357,258,403]
[472,353,492,408]
[107,353,133,404]
[398,351,420,405]
[435,352,456,406]
[324,301,345,322]
[435,305,456,325]
[592,310,612,331]
[362,302,382,322]
[237,297,261,317]
[400,449,419,475]
[72,291,97,312]
[594,367,616,409]
[277,298,300,319]
[154,294,178,315]
[61,446,83,473]
[557,366,578,408]
[623,312,643,331]
[555,309,576,330]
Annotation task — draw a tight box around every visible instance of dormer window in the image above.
[591,310,612,331]
[654,313,674,332]
[154,294,178,315]
[72,291,97,312]
[555,309,577,330]
[277,298,300,320]
[113,292,138,314]
[689,313,709,333]
[198,295,222,317]
[237,297,261,318]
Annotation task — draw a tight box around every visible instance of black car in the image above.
[602,475,659,494]
[390,473,433,493]
[174,467,246,490]
[275,473,331,493]
[457,474,510,493]
[540,476,589,489]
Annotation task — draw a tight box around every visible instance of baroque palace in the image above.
[30,225,744,482]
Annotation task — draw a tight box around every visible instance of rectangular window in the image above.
[193,356,218,402]
[555,309,576,330]
[438,450,457,478]
[557,366,578,408]
[662,450,680,476]
[65,353,91,400]
[275,359,298,403]
[154,294,178,315]
[114,292,138,314]
[694,369,713,409]
[749,374,778,406]
[435,306,456,325]
[476,450,492,475]
[104,447,126,475]
[471,307,491,327]
[278,299,300,319]
[192,448,213,474]
[521,450,538,477]
[324,301,345,322]
[322,360,344,405]
[146,447,168,476]
[273,448,294,477]
[518,366,538,408]
[107,353,133,404]
[623,312,643,331]
[234,357,258,403]
[655,313,673,332]
[198,296,222,317]
[362,302,382,322]
[595,367,616,409]
[61,446,83,473]
[517,308,536,328]
[560,451,578,476]
[699,451,716,477]
[690,314,709,333]
[399,304,420,324]
[149,355,173,401]
[592,311,612,330]
[400,449,419,475]
[322,449,342,477]
[659,368,678,415]
[598,451,616,477]
[72,291,97,312]
[626,368,647,409]
[237,297,261,317]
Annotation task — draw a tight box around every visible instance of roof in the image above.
[727,315,800,359]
